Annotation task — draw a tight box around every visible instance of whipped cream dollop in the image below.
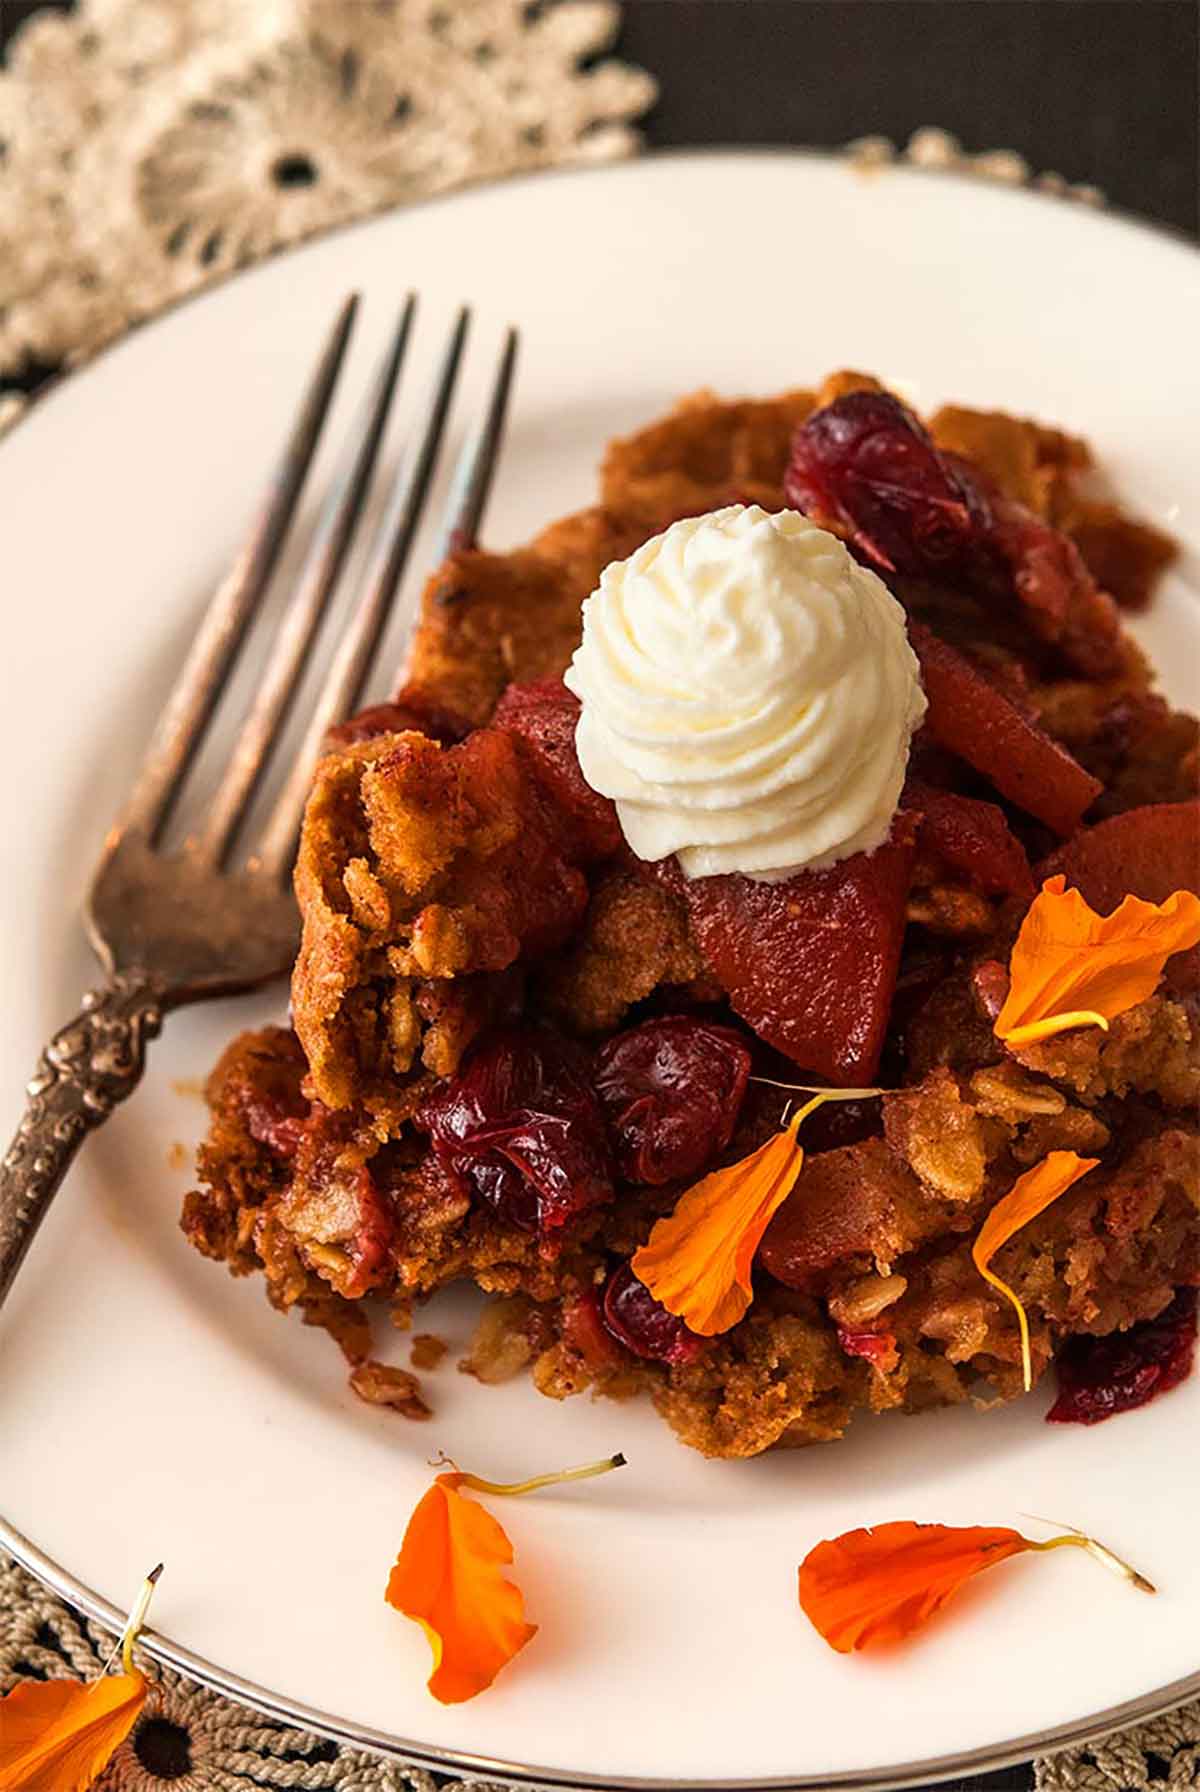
[563,505,927,881]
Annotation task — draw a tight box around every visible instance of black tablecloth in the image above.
[1,0,1196,410]
[0,5,1195,1788]
[619,0,1198,239]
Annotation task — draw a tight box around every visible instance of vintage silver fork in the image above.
[0,293,517,1311]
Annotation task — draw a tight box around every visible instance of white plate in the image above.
[1,152,1198,1790]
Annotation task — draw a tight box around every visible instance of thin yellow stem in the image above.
[750,1078,886,1099]
[118,1564,163,1675]
[455,1452,627,1497]
[1027,1532,1155,1594]
[780,1090,844,1131]
[1002,1011,1109,1048]
[976,1261,1034,1391]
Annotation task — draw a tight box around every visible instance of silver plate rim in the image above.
[5,1513,1200,1790]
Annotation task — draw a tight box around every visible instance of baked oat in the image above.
[183,375,1200,1457]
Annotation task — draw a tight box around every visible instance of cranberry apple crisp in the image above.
[183,372,1200,1457]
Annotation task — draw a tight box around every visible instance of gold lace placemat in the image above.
[1,4,1196,1787]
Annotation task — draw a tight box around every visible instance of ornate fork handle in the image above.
[0,971,166,1311]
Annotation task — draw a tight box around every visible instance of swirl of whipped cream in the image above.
[563,505,927,880]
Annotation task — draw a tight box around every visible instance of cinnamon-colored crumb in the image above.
[349,1360,431,1420]
[410,1332,448,1370]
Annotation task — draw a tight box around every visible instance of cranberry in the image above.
[492,680,622,863]
[785,392,1123,679]
[837,1326,897,1366]
[795,1095,883,1154]
[594,1016,751,1186]
[419,1026,613,1234]
[971,958,1010,1022]
[560,1288,623,1373]
[1047,1289,1197,1425]
[242,1093,307,1160]
[601,1262,705,1365]
[784,391,994,581]
[907,780,1035,899]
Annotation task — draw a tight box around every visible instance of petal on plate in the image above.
[386,1473,537,1703]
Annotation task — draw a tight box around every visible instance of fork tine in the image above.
[434,325,518,560]
[194,296,417,865]
[256,307,471,876]
[119,294,359,844]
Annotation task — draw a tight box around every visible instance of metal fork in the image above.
[0,294,518,1311]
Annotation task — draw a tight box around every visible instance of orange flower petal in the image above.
[386,1472,537,1703]
[972,1150,1101,1390]
[799,1522,1030,1652]
[996,876,1200,1047]
[0,1671,147,1792]
[799,1518,1154,1653]
[631,1111,806,1335]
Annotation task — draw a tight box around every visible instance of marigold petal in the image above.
[632,1114,805,1335]
[972,1150,1101,1390]
[799,1522,1030,1653]
[996,876,1200,1044]
[385,1473,537,1703]
[0,1671,147,1792]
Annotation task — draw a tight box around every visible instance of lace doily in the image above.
[0,1551,492,1791]
[0,0,656,390]
[4,1545,1198,1792]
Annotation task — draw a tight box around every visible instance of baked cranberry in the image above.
[971,958,1010,1022]
[601,1263,705,1365]
[907,780,1035,899]
[229,1043,308,1160]
[419,1027,613,1234]
[560,1288,623,1373]
[492,680,622,863]
[837,1326,897,1366]
[784,391,995,580]
[242,1093,307,1160]
[594,1016,751,1186]
[790,1095,882,1155]
[788,393,1125,678]
[1046,1289,1197,1425]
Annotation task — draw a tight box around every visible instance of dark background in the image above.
[620,0,1199,237]
[0,4,1195,1787]
[3,0,1197,240]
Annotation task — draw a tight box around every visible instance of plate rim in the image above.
[2,145,1198,1789]
[5,1511,1200,1790]
[2,144,1195,457]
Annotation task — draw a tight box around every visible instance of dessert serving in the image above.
[184,371,1200,1461]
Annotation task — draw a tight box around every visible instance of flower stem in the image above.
[455,1453,627,1497]
[118,1564,163,1675]
[1028,1532,1155,1594]
[1002,1010,1109,1047]
[750,1079,886,1099]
